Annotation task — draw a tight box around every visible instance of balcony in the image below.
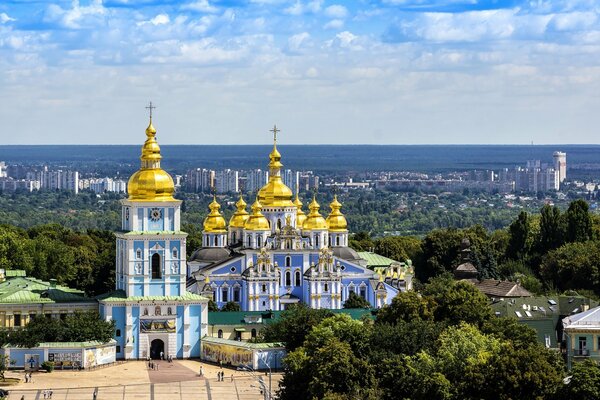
[573,349,590,357]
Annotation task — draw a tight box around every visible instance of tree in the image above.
[507,211,529,259]
[560,359,600,400]
[0,354,14,381]
[343,292,371,309]
[208,300,219,312]
[220,301,241,312]
[566,199,593,243]
[63,311,115,343]
[538,205,565,253]
[376,291,436,324]
[373,236,422,264]
[539,241,600,294]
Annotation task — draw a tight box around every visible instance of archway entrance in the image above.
[150,339,164,360]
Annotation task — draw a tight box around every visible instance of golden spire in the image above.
[293,186,306,228]
[303,193,327,230]
[203,193,227,233]
[257,124,294,207]
[229,192,250,228]
[326,194,348,232]
[127,103,176,202]
[244,197,271,231]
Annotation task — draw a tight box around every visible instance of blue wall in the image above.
[113,306,126,359]
[189,305,202,357]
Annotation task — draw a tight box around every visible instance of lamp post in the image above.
[237,364,272,400]
[257,351,272,400]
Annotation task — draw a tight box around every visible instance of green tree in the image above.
[220,301,241,312]
[538,204,565,253]
[539,241,600,294]
[208,300,219,312]
[566,199,593,243]
[63,311,115,343]
[560,359,600,400]
[373,236,422,264]
[507,211,529,260]
[376,291,436,324]
[343,292,371,309]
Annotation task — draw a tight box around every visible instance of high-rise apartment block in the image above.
[553,151,567,183]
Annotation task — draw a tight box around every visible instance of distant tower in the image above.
[553,151,567,183]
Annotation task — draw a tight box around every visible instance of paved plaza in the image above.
[4,360,281,400]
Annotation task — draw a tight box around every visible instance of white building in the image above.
[553,151,567,183]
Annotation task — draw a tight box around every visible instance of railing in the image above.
[573,349,590,356]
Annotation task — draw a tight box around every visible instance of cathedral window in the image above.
[136,249,142,259]
[218,330,223,338]
[285,270,291,286]
[336,237,340,246]
[360,286,367,299]
[257,236,262,248]
[295,270,301,286]
[214,236,218,247]
[143,308,148,316]
[285,256,291,267]
[232,232,237,243]
[277,219,282,230]
[151,253,162,279]
[315,235,319,248]
[247,236,251,248]
[167,307,172,315]
[116,329,121,337]
[155,306,161,316]
[222,288,229,302]
[329,237,332,246]
[262,284,267,293]
[172,248,178,259]
[324,283,329,292]
[233,287,240,302]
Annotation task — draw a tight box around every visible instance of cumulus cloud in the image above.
[324,5,348,19]
[284,0,323,15]
[44,0,107,29]
[0,13,16,24]
[181,0,219,14]
[324,19,344,29]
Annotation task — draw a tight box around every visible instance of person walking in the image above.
[93,387,98,400]
[199,365,204,377]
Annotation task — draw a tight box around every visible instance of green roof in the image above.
[357,252,403,267]
[201,336,285,350]
[5,270,26,277]
[97,289,207,303]
[0,276,94,305]
[208,308,376,326]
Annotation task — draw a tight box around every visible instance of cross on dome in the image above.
[270,124,280,143]
[146,101,156,120]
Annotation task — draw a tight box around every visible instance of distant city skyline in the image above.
[1,1,599,145]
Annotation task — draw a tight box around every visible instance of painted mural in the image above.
[140,319,176,333]
[202,343,253,367]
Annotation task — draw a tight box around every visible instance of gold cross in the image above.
[146,101,156,119]
[270,124,280,142]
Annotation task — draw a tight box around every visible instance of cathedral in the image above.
[187,127,403,311]
[98,115,206,360]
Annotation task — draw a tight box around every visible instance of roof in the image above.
[332,247,364,263]
[473,279,532,298]
[491,296,561,319]
[97,289,207,303]
[5,270,26,277]
[456,262,478,272]
[563,305,600,330]
[208,308,376,326]
[0,276,95,305]
[190,247,232,263]
[356,251,398,267]
[201,336,285,350]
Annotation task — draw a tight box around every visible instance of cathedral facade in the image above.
[187,128,404,312]
[99,117,207,360]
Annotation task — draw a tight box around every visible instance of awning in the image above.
[234,328,246,332]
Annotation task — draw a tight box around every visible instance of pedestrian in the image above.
[21,395,25,400]
[199,366,204,377]
[43,390,47,400]
[93,387,98,400]
[231,374,234,382]
[219,359,223,369]
[49,389,53,399]
[160,351,164,360]
[24,373,28,383]
[156,363,159,371]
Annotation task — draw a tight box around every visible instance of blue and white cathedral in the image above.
[99,115,206,360]
[187,128,402,311]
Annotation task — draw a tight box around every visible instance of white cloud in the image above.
[44,0,107,29]
[181,1,219,14]
[288,32,310,51]
[324,5,348,19]
[324,19,344,29]
[284,0,323,15]
[150,14,170,26]
[0,13,15,24]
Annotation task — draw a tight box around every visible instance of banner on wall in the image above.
[201,343,253,367]
[140,319,176,333]
[84,345,116,369]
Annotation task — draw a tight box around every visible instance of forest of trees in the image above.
[261,277,599,400]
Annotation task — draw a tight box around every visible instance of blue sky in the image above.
[0,0,599,144]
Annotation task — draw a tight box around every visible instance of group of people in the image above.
[216,371,233,382]
[42,390,53,399]
[23,372,33,383]
[147,360,159,370]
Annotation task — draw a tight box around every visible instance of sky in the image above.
[0,0,599,145]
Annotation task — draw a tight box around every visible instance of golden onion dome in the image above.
[303,195,328,230]
[203,195,227,233]
[244,198,271,231]
[293,193,307,228]
[127,118,176,202]
[326,195,348,232]
[229,193,249,228]
[257,127,294,207]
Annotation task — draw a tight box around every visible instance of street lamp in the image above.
[257,351,272,400]
[237,364,272,400]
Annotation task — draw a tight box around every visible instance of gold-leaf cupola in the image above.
[303,194,328,230]
[229,193,249,228]
[127,107,176,202]
[257,125,294,207]
[203,195,227,233]
[294,192,307,228]
[244,197,271,231]
[326,195,348,231]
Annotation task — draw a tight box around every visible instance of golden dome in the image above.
[303,195,328,230]
[257,127,294,207]
[244,198,271,231]
[127,119,176,202]
[229,193,249,228]
[326,195,348,232]
[293,193,307,228]
[203,195,227,233]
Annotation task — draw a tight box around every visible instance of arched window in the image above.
[262,284,267,293]
[324,283,329,292]
[143,308,148,316]
[251,329,257,338]
[285,270,291,286]
[336,237,340,246]
[247,236,251,248]
[213,236,218,247]
[285,256,291,267]
[152,253,161,279]
[257,236,262,248]
[315,235,319,248]
[277,219,282,229]
[295,270,301,286]
[155,306,161,316]
[218,329,223,338]
[232,232,237,243]
[167,307,172,315]
[329,236,331,246]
